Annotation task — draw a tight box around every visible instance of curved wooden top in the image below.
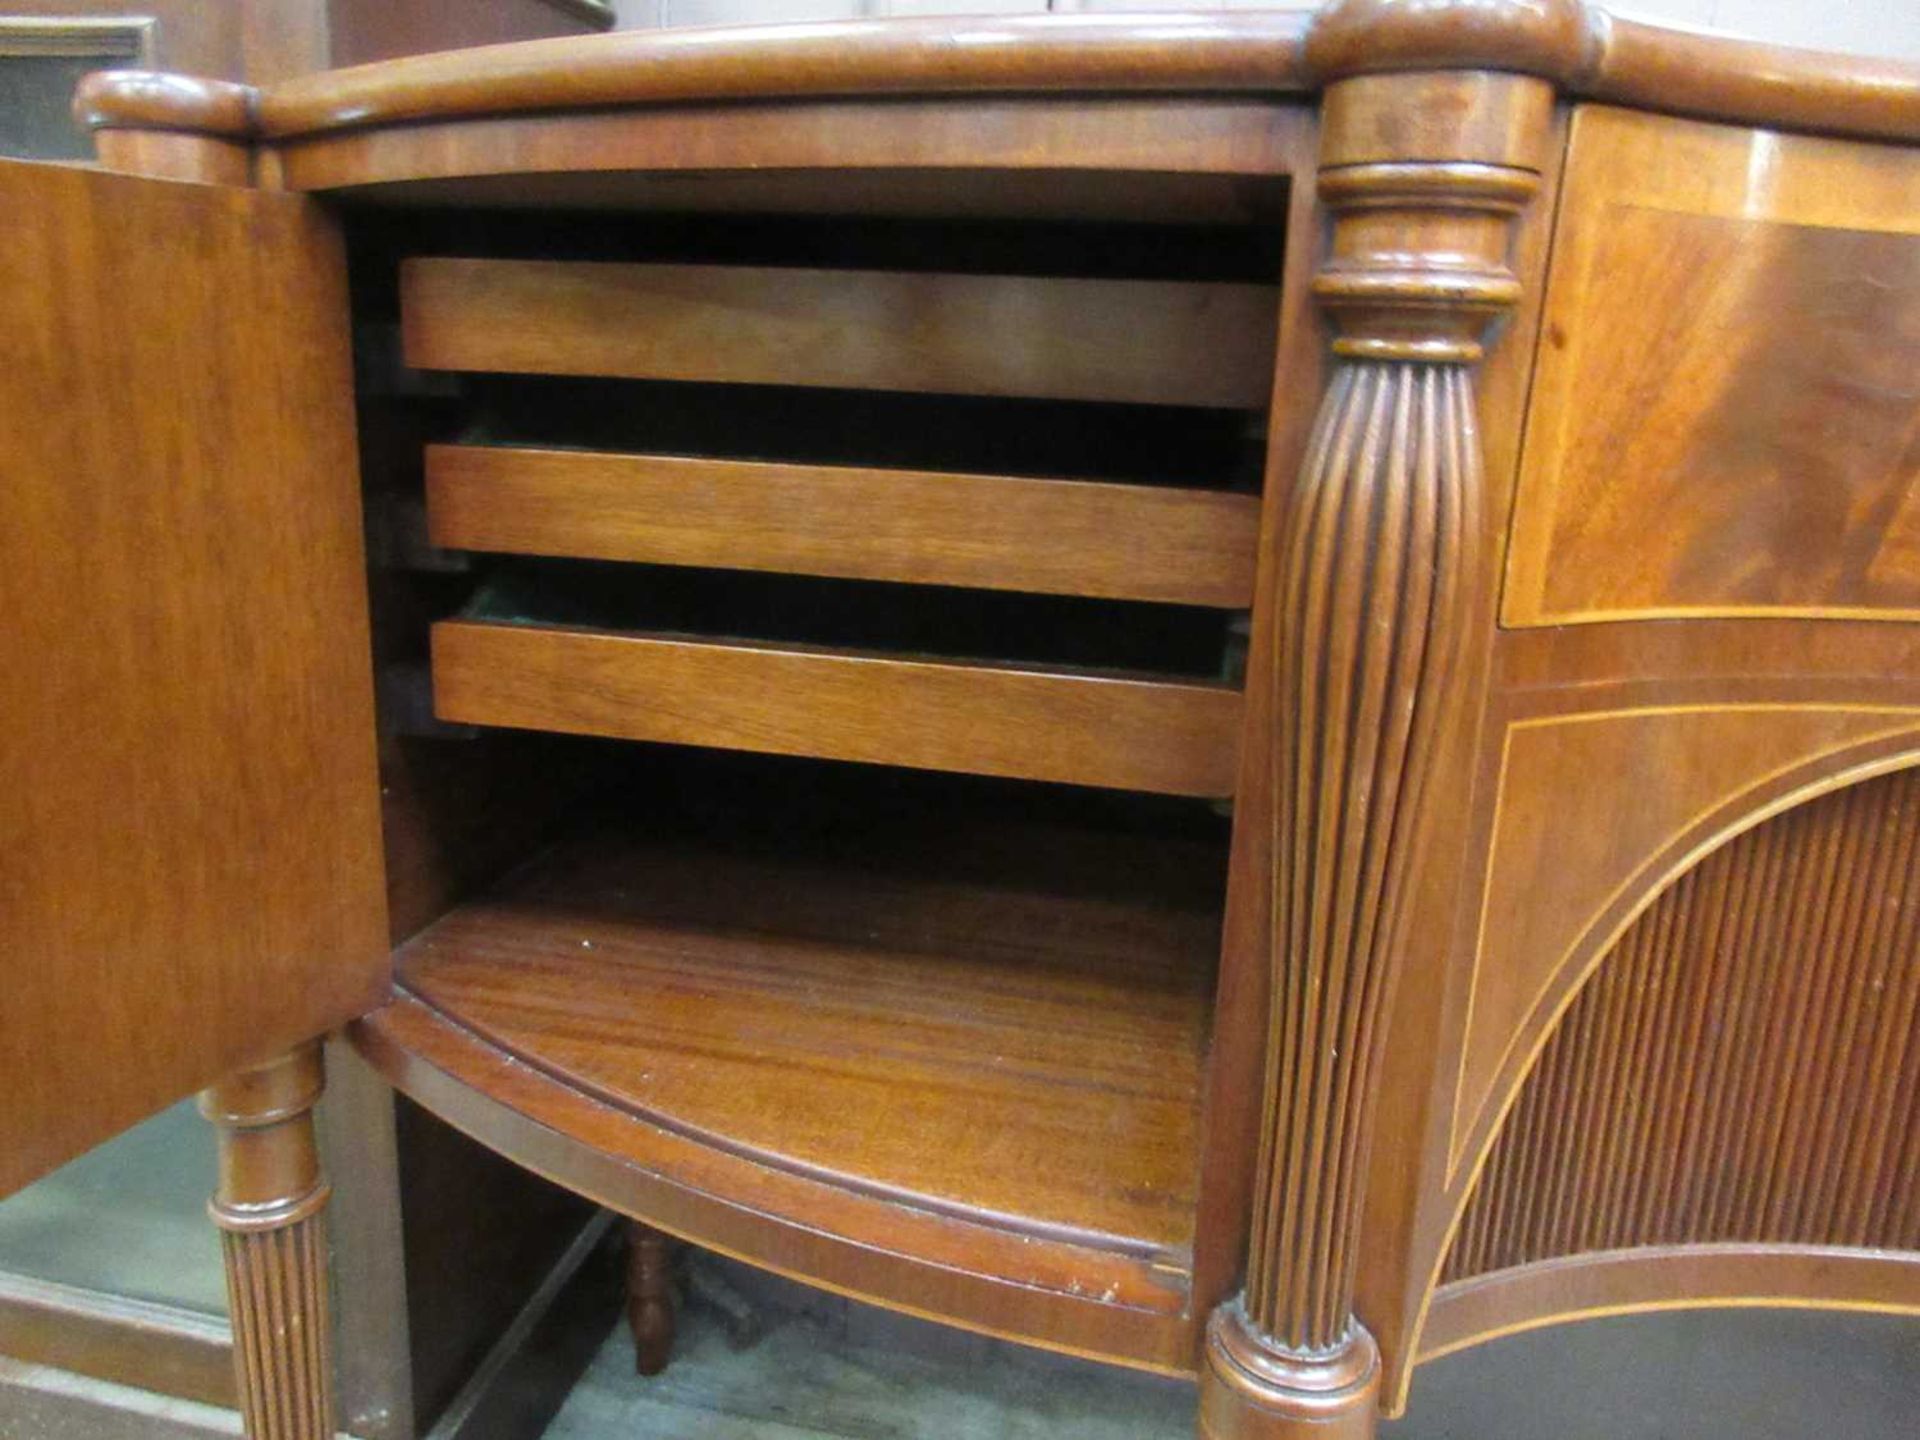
[1587,15,1920,146]
[75,3,1920,152]
[251,11,1313,138]
[1303,0,1601,79]
[74,71,254,138]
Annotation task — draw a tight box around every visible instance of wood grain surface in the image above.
[201,1047,336,1440]
[356,987,1198,1371]
[1421,767,1920,1360]
[0,1275,234,1409]
[431,620,1243,797]
[272,97,1303,197]
[425,445,1260,607]
[401,258,1278,410]
[1505,108,1920,625]
[1449,766,1920,1280]
[1449,701,1920,1178]
[251,12,1314,139]
[88,5,1900,148]
[396,824,1219,1259]
[1422,1244,1920,1362]
[1201,72,1544,1438]
[69,5,1920,170]
[0,160,386,1198]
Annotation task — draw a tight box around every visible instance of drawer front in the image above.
[1503,106,1920,627]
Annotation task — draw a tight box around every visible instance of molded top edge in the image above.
[74,70,255,139]
[73,4,1920,148]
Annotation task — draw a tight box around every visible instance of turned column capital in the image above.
[199,1043,330,1231]
[199,1044,337,1440]
[1313,70,1554,363]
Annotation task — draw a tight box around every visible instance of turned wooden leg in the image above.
[626,1221,677,1376]
[199,1044,335,1440]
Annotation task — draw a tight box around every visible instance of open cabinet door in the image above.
[0,159,388,1198]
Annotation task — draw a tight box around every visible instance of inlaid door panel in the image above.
[1503,106,1920,626]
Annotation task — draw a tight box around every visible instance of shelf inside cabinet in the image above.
[428,562,1245,797]
[388,810,1223,1314]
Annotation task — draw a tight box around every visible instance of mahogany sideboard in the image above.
[2,5,1916,1437]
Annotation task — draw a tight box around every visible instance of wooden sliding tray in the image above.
[409,239,1265,797]
[425,445,1262,607]
[401,258,1278,408]
[431,619,1242,796]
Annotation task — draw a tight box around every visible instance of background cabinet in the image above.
[0,0,612,159]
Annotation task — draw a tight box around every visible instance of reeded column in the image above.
[1200,64,1553,1440]
[200,1045,336,1440]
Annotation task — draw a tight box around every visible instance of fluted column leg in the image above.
[200,1044,335,1440]
[1200,52,1556,1439]
[1203,362,1480,1440]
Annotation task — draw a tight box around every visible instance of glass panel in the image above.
[0,1101,227,1316]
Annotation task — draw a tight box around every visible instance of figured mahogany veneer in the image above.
[1417,761,1920,1366]
[1505,107,1920,625]
[266,96,1305,201]
[0,160,386,1197]
[254,12,1315,136]
[77,5,1920,152]
[1450,768,1920,1281]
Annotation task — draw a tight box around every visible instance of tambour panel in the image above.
[1447,767,1920,1279]
[1504,107,1920,626]
[431,620,1243,797]
[1449,700,1920,1172]
[400,258,1279,409]
[425,445,1261,607]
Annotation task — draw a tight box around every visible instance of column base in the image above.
[1199,1302,1380,1440]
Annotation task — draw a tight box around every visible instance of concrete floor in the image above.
[3,1114,1913,1440]
[542,1254,1919,1440]
[0,1102,225,1316]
